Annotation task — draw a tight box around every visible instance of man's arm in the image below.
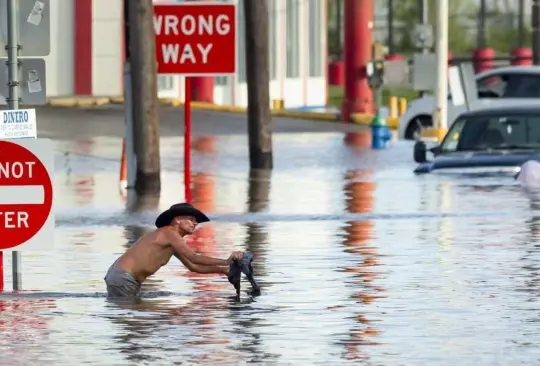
[168,231,229,266]
[174,251,227,275]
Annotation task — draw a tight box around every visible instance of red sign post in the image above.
[154,2,237,202]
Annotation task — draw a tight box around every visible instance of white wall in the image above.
[92,0,122,96]
[46,1,75,96]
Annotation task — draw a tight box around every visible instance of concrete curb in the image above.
[45,97,396,128]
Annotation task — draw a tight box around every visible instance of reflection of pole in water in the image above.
[437,182,452,251]
[343,131,372,148]
[179,156,230,355]
[245,169,271,276]
[226,303,281,363]
[188,135,217,250]
[123,190,161,292]
[340,169,384,360]
[189,170,217,250]
[217,169,273,362]
[182,166,228,294]
[518,215,540,310]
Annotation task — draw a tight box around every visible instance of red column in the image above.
[328,60,344,86]
[472,48,495,73]
[342,0,373,121]
[191,77,215,103]
[511,47,533,66]
[74,0,93,95]
[384,54,403,61]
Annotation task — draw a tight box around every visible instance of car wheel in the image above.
[405,115,432,140]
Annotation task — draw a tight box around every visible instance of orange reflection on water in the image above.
[181,165,228,296]
[344,131,372,149]
[192,136,217,154]
[341,169,385,360]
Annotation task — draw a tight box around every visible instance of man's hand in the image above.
[227,251,244,264]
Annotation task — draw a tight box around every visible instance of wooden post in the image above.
[243,0,273,170]
[128,0,161,194]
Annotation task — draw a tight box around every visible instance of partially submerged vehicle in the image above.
[413,106,540,175]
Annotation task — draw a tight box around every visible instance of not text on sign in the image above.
[153,3,237,75]
[0,139,54,251]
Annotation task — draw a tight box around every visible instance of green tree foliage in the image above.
[327,0,531,58]
[393,0,476,55]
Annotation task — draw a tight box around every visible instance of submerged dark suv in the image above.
[413,105,540,175]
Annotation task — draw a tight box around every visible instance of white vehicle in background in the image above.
[397,66,540,140]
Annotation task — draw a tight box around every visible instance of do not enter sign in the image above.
[0,139,54,251]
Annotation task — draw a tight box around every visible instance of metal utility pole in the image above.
[128,0,161,194]
[123,0,136,191]
[518,0,525,46]
[7,0,21,290]
[419,0,428,27]
[433,0,449,141]
[533,0,540,64]
[477,0,486,48]
[387,0,394,54]
[417,0,429,98]
[418,0,428,53]
[243,0,273,170]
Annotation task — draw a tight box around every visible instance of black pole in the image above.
[244,0,273,169]
[124,0,130,60]
[477,0,486,48]
[518,0,525,47]
[387,0,394,54]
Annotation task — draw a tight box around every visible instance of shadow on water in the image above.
[337,169,385,362]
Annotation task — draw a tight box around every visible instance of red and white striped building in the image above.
[51,0,327,108]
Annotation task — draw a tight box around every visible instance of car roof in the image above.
[477,65,540,78]
[459,105,540,119]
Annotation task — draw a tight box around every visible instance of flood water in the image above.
[1,130,540,365]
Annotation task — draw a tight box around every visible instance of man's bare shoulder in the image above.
[132,228,175,248]
[155,227,185,246]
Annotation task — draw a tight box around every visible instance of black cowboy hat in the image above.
[155,203,210,228]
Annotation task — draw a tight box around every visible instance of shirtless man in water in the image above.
[104,203,243,298]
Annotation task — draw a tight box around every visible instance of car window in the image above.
[476,74,508,98]
[476,72,540,99]
[503,74,540,98]
[441,119,466,151]
[440,114,540,152]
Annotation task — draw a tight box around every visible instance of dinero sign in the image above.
[153,2,237,75]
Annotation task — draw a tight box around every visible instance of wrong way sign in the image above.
[0,138,54,251]
[153,2,237,75]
